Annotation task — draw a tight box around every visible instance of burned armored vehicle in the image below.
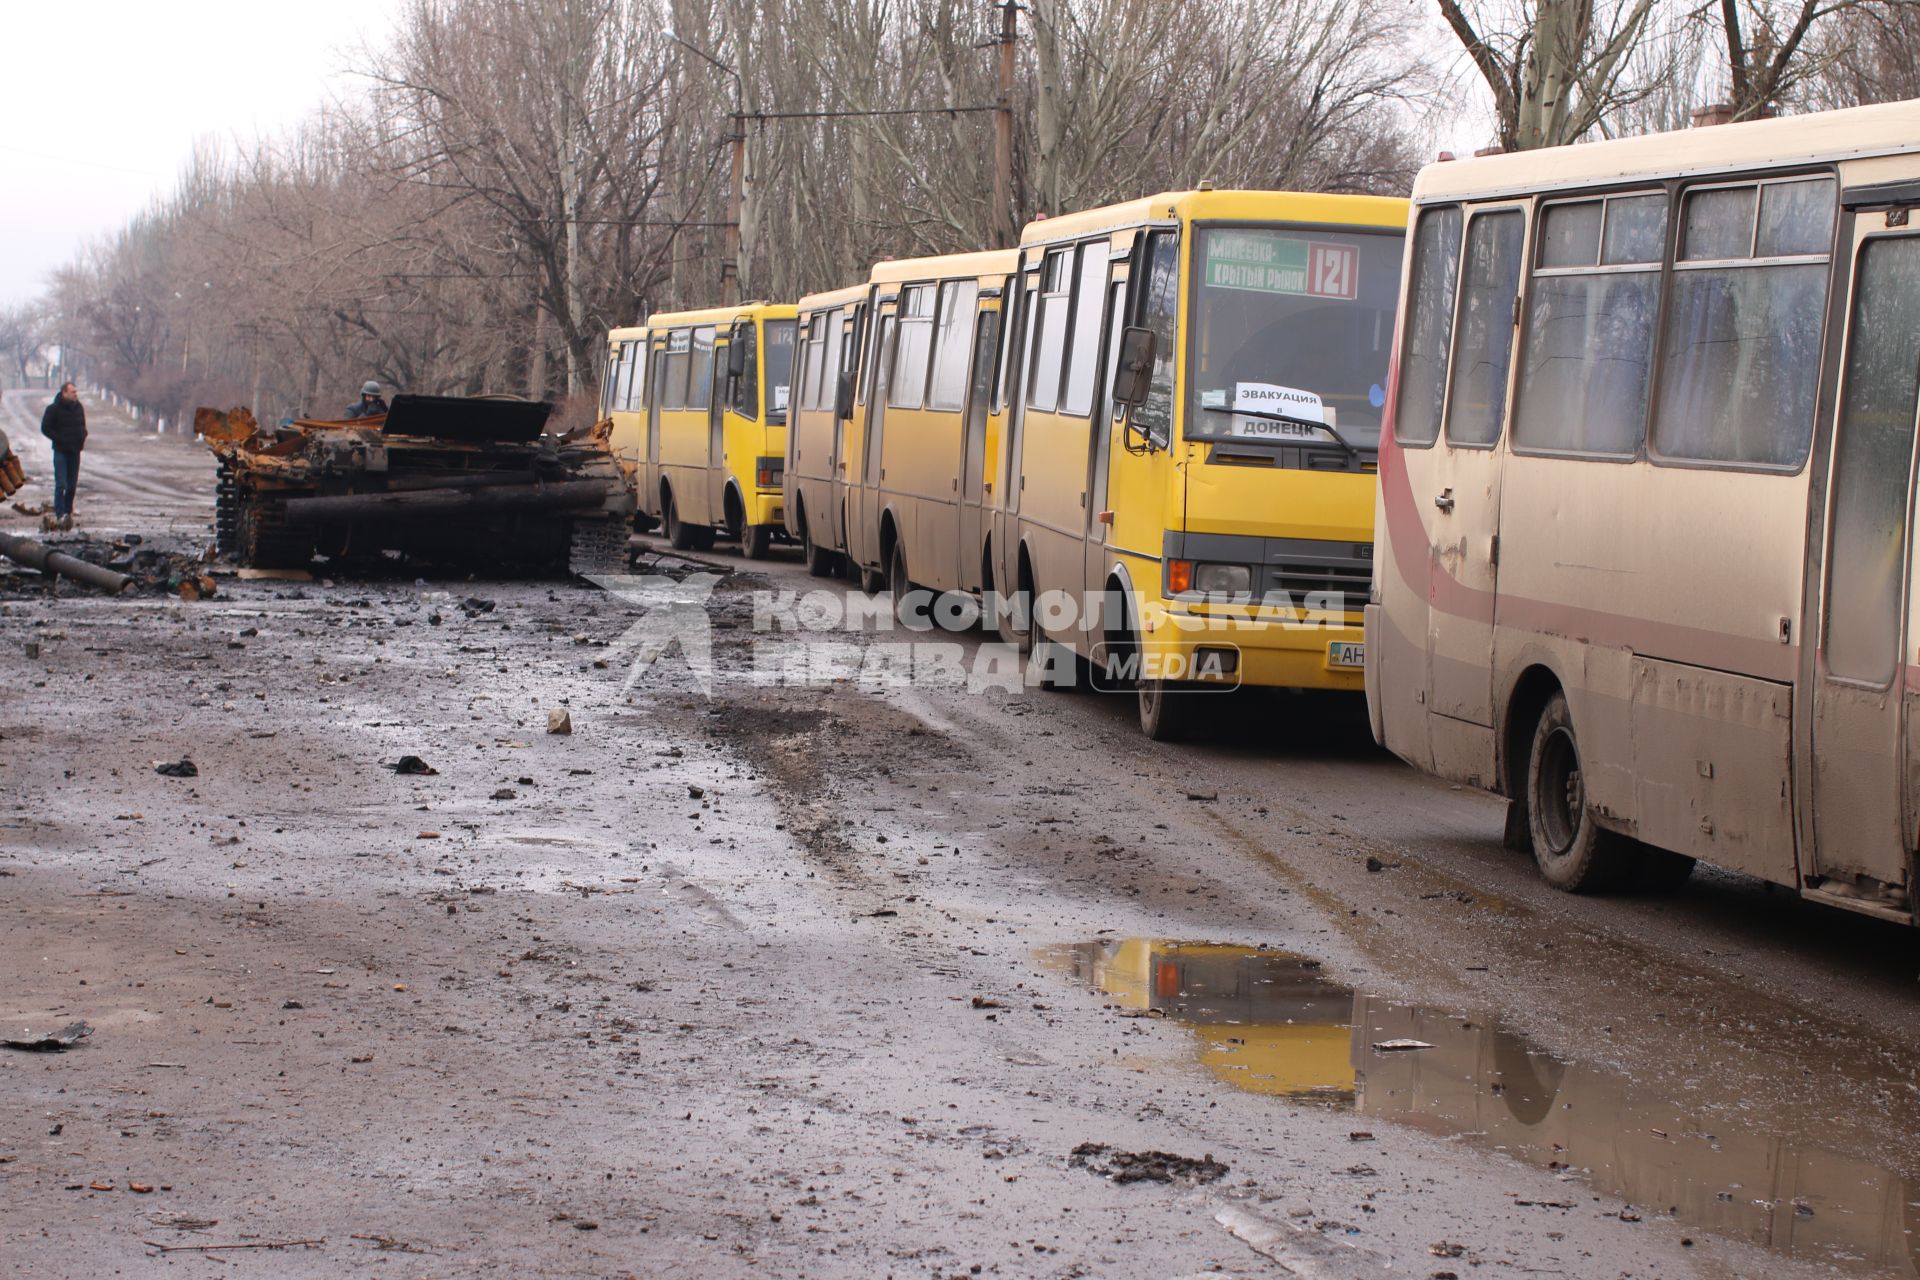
[196,395,633,576]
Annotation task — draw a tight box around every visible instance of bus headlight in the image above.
[1193,563,1252,596]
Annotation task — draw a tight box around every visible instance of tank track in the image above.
[238,490,314,570]
[214,462,240,556]
[567,514,631,578]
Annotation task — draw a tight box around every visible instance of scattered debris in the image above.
[1371,1038,1435,1052]
[1068,1143,1227,1185]
[687,784,705,799]
[3,1021,93,1052]
[153,759,198,778]
[1183,790,1218,802]
[970,996,1005,1009]
[391,755,439,776]
[236,567,313,581]
[351,1232,429,1253]
[1430,1241,1467,1258]
[142,1238,325,1254]
[547,709,572,735]
[490,788,518,801]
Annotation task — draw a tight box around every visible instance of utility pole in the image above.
[669,31,748,305]
[992,0,1018,250]
[723,111,745,306]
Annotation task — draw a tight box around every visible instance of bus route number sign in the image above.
[1205,234,1358,301]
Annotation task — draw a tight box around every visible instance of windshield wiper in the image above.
[1200,403,1373,459]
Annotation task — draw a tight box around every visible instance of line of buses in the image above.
[602,97,1920,931]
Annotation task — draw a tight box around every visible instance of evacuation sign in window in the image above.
[1204,233,1360,301]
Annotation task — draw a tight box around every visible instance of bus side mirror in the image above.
[834,373,854,422]
[727,337,748,380]
[1112,327,1156,406]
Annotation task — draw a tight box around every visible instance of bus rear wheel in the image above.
[743,524,772,559]
[1526,691,1633,893]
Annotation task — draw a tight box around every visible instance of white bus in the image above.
[1368,98,1920,924]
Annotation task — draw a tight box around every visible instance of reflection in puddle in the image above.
[1044,939,1920,1277]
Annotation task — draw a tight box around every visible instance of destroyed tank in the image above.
[195,395,634,576]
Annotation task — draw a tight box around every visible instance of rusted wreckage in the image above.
[195,396,634,576]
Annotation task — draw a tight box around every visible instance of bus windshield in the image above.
[765,320,797,423]
[1184,226,1403,450]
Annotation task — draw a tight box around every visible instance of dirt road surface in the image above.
[4,389,1919,1278]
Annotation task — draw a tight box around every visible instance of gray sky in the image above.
[0,0,399,308]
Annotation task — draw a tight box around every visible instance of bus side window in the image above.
[688,327,716,410]
[1029,250,1072,413]
[1133,231,1178,447]
[993,274,1017,413]
[1651,177,1834,468]
[891,285,936,411]
[1444,209,1525,447]
[601,346,622,416]
[662,330,691,410]
[1062,244,1109,417]
[731,321,759,420]
[798,316,821,411]
[1513,192,1665,456]
[619,340,642,412]
[1394,207,1463,447]
[928,281,980,411]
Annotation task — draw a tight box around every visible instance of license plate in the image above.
[1328,641,1365,669]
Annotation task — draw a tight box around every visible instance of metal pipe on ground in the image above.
[280,480,614,525]
[0,532,132,593]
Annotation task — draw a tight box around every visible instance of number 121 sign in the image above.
[1308,242,1358,300]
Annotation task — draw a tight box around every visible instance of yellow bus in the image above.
[600,324,655,531]
[1368,99,1920,919]
[994,190,1407,738]
[633,302,797,555]
[836,250,1020,602]
[783,282,867,576]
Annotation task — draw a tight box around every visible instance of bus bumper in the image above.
[748,491,784,527]
[1141,605,1365,693]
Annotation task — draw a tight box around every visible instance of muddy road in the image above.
[3,392,1919,1278]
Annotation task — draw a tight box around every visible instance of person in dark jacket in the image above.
[344,380,389,420]
[40,382,86,530]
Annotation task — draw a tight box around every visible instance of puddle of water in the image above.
[1042,939,1920,1277]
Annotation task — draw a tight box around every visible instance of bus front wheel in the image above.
[1138,678,1197,741]
[664,490,697,552]
[1526,691,1633,893]
[802,521,837,578]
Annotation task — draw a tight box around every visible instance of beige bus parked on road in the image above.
[839,249,1019,600]
[1368,98,1920,925]
[783,282,867,575]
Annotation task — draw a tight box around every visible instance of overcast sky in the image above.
[0,0,399,309]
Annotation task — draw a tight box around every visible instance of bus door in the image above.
[995,262,1040,598]
[707,330,729,526]
[854,304,898,572]
[645,337,664,508]
[1808,220,1920,894]
[1083,260,1130,645]
[958,305,1000,592]
[1429,204,1525,727]
[832,304,864,553]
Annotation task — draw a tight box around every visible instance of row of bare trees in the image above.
[36,0,1920,431]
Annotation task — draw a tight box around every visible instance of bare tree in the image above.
[1438,0,1674,149]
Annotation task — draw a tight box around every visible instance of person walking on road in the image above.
[40,382,86,531]
[344,380,389,420]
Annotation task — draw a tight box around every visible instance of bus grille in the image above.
[1265,560,1370,610]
